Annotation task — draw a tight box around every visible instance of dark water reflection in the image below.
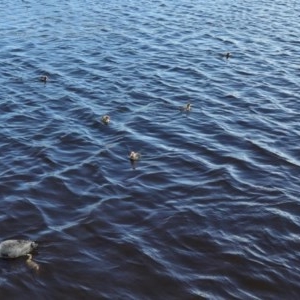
[1,0,300,299]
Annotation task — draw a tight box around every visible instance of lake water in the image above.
[0,0,300,299]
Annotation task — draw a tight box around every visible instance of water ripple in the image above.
[1,0,300,299]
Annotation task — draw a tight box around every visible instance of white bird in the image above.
[129,151,140,161]
[101,115,110,125]
[0,239,38,258]
[26,254,40,271]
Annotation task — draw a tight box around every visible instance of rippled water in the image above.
[0,0,300,299]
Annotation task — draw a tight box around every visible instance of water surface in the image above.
[0,0,300,299]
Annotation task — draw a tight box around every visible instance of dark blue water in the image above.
[1,0,300,299]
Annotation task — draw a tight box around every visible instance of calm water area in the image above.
[0,0,300,299]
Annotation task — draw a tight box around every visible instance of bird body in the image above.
[101,115,110,125]
[40,75,48,82]
[26,254,40,271]
[0,239,38,258]
[225,52,231,59]
[180,103,191,112]
[129,151,140,161]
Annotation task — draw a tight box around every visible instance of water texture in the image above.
[0,0,300,299]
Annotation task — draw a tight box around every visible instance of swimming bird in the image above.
[180,103,191,112]
[129,151,140,161]
[40,75,48,82]
[101,115,110,125]
[225,52,231,59]
[0,239,38,258]
[26,254,39,271]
